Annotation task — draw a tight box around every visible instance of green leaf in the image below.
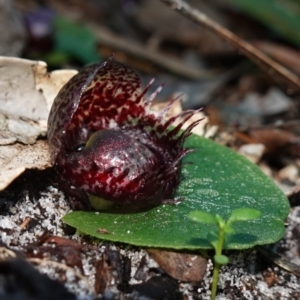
[62,134,290,250]
[229,0,300,47]
[53,16,100,65]
[214,254,229,265]
[228,208,262,223]
[215,214,226,228]
[189,210,218,224]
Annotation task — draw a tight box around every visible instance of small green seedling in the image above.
[189,207,262,300]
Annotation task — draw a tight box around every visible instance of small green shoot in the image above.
[189,208,261,300]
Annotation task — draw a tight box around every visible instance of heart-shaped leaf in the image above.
[63,134,289,250]
[189,211,218,224]
[228,208,262,223]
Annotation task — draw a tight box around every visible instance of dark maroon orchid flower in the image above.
[48,59,201,209]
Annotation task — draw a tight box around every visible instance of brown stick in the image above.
[160,0,300,91]
[88,24,207,79]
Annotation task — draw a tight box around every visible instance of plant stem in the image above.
[211,262,221,300]
[211,226,225,300]
[216,226,225,256]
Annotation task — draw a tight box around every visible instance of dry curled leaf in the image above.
[0,56,77,191]
[0,56,77,138]
[0,57,48,121]
[35,68,78,112]
[0,140,50,191]
[147,248,207,282]
[238,143,265,164]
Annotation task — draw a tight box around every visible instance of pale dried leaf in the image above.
[278,164,299,182]
[35,69,78,111]
[0,56,77,145]
[0,140,50,191]
[0,56,48,121]
[0,57,77,190]
[238,143,265,164]
[7,119,41,144]
[0,131,17,145]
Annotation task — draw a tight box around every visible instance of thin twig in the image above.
[88,24,206,79]
[20,216,31,231]
[160,0,300,91]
